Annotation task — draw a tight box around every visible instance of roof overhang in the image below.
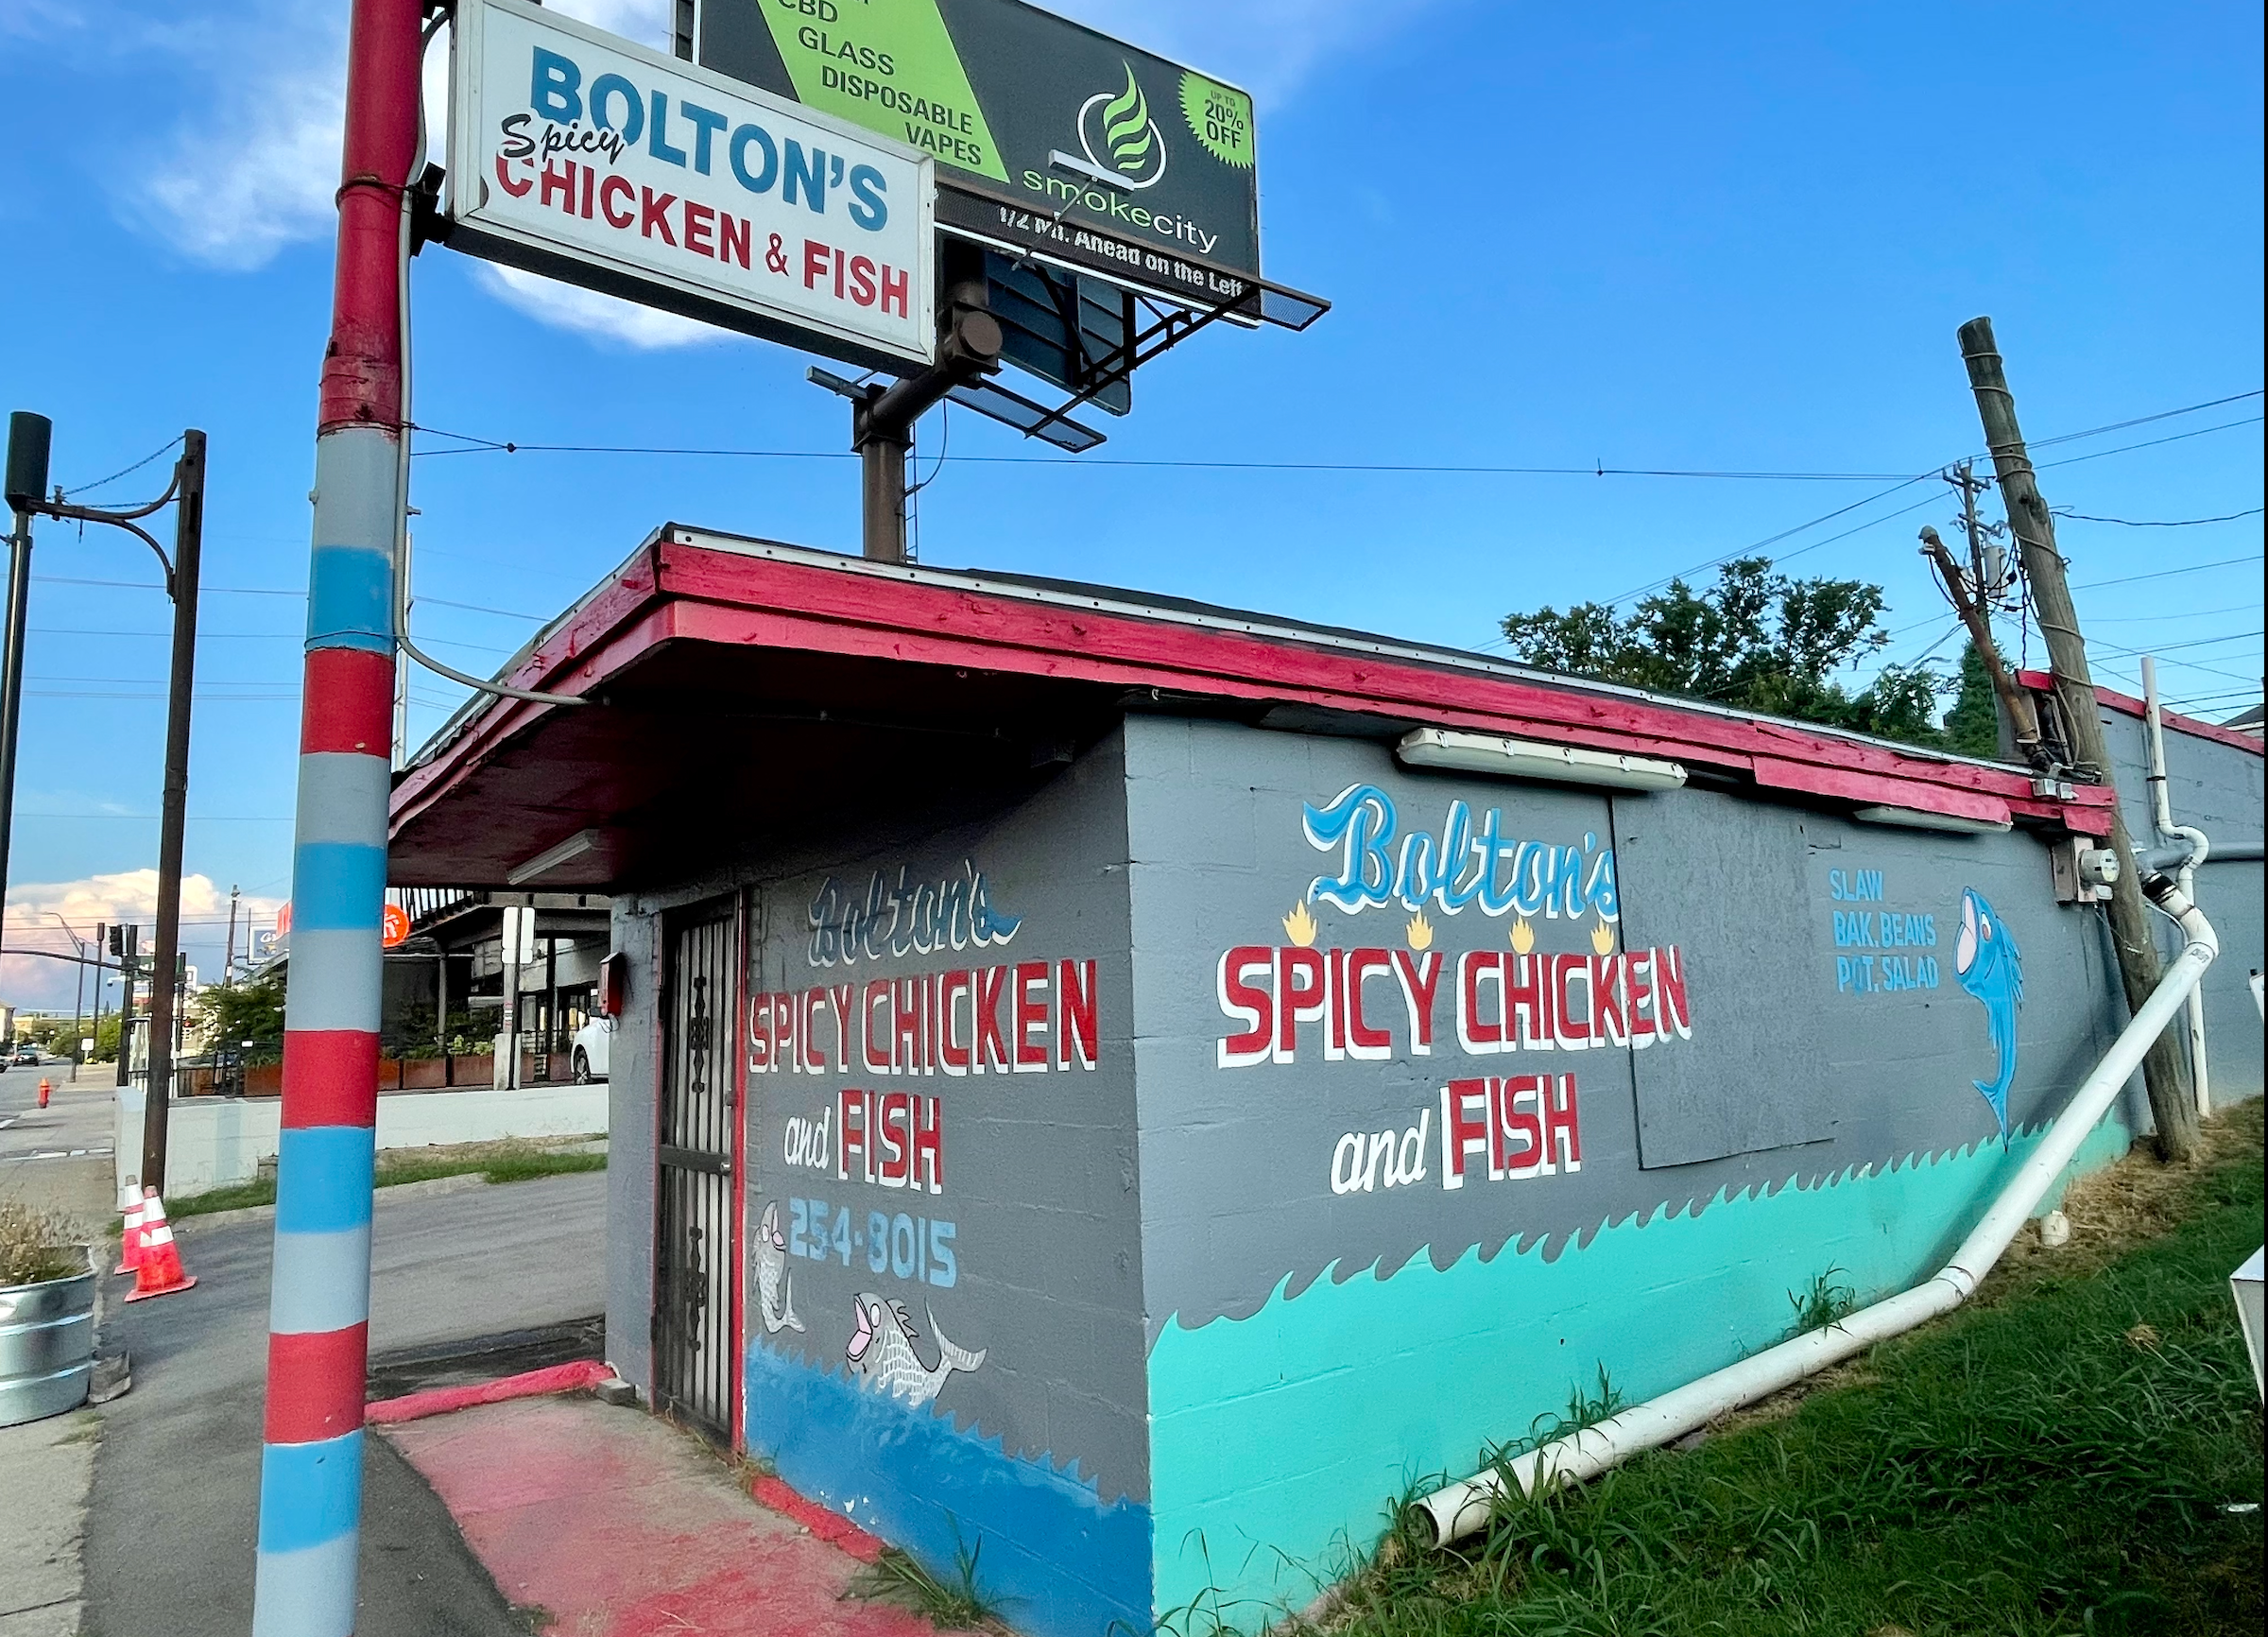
[388,528,2117,889]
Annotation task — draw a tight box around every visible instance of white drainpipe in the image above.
[2141,655,2213,1118]
[1411,870,2220,1549]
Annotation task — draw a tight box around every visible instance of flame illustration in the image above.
[1405,909,1435,952]
[1590,916,1617,956]
[1282,902,1319,948]
[1509,917,1536,956]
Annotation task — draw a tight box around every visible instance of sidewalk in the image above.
[382,1393,974,1637]
[0,1409,96,1636]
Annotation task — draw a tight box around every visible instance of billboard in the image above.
[447,0,936,369]
[689,0,1263,312]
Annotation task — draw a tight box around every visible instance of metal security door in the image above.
[654,900,738,1441]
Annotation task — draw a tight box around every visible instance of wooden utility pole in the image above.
[1957,317,2197,1160]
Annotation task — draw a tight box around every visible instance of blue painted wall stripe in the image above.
[305,543,394,653]
[291,841,387,930]
[275,1129,376,1233]
[267,1225,372,1335]
[255,1431,364,1554]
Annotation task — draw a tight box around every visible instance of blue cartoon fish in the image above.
[1953,887,2023,1145]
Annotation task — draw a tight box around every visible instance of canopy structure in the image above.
[389,526,2109,887]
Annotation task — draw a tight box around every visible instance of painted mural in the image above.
[737,760,1158,1637]
[1954,887,2026,1144]
[1122,716,2127,1619]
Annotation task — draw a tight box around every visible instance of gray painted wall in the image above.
[2098,705,2265,1105]
[1122,715,2136,1338]
[606,732,1152,1505]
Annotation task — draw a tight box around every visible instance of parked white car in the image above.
[571,1016,613,1082]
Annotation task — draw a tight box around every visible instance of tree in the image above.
[1500,557,1950,748]
[188,972,286,1065]
[1943,641,2004,760]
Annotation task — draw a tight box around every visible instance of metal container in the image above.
[0,1261,95,1427]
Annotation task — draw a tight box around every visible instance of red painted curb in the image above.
[749,1473,887,1564]
[365,1359,614,1425]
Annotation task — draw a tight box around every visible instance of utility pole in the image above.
[1957,317,2196,1160]
[1917,520,2042,761]
[851,304,1004,562]
[141,430,206,1192]
[225,884,240,986]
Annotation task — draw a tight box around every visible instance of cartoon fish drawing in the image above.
[1953,887,2023,1145]
[753,1202,804,1335]
[844,1292,985,1408]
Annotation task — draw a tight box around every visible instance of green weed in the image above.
[1787,1264,1860,1337]
[848,1523,997,1629]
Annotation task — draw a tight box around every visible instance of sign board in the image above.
[448,0,936,369]
[382,905,412,949]
[689,0,1262,314]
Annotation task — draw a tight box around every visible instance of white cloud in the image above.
[4,872,281,1009]
[476,264,724,349]
[122,2,671,273]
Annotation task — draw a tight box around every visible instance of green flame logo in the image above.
[1100,66,1155,174]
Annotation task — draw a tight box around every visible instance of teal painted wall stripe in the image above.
[1143,1116,2132,1613]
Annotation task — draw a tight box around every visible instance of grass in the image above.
[847,1524,1001,1631]
[165,1140,605,1219]
[1303,1100,2264,1637]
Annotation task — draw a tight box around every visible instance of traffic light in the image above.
[4,412,50,513]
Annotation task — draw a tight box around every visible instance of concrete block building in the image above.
[388,528,2263,1632]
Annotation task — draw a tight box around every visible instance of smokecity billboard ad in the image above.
[689,0,1263,312]
[447,0,936,369]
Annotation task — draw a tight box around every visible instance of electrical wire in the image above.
[2070,553,2263,590]
[2034,416,2263,471]
[2055,507,2262,527]
[58,435,183,500]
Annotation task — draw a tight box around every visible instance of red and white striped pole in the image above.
[251,2,421,1631]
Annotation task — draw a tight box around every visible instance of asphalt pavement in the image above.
[0,1062,115,1238]
[78,1168,609,1637]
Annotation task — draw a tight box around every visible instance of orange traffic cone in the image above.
[124,1193,197,1302]
[114,1187,150,1276]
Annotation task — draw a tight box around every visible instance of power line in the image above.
[2070,553,2263,590]
[2034,415,2263,471]
[2025,388,2263,450]
[2055,507,2263,527]
[59,434,183,499]
[408,388,2265,484]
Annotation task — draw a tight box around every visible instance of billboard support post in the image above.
[853,308,1004,562]
[251,0,420,1631]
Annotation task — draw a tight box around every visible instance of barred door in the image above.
[653,899,738,1441]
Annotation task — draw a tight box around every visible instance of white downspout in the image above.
[2141,655,2212,1118]
[1411,870,2219,1548]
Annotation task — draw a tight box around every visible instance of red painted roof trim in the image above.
[2017,669,2263,756]
[393,537,2119,837]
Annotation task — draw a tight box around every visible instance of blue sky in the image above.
[0,0,2260,1009]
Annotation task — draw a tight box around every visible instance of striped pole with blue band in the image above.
[252,2,421,1630]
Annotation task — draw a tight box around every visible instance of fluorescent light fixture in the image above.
[1396,728,1687,792]
[507,827,605,886]
[1048,149,1125,191]
[1850,804,2010,835]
